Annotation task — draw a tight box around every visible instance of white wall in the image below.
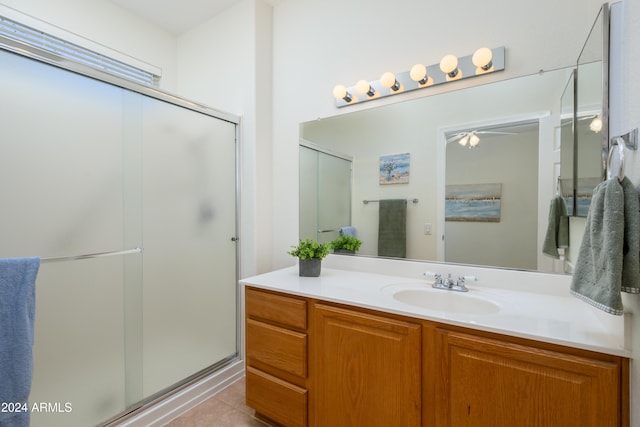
[176,0,273,278]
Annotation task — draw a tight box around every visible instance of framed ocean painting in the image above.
[379,152,410,185]
[445,183,502,222]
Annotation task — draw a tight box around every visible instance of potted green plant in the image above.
[330,235,363,255]
[288,238,331,277]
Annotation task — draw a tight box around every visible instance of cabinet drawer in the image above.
[246,318,307,377]
[246,287,307,330]
[246,366,307,427]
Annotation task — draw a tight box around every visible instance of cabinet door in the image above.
[436,329,621,427]
[314,304,421,427]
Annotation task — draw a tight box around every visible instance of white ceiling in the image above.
[110,0,279,34]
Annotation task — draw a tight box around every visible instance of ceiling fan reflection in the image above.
[447,130,516,148]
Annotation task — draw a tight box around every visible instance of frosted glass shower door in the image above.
[0,50,130,427]
[141,100,238,396]
[317,153,352,244]
[1,42,239,425]
[299,146,352,244]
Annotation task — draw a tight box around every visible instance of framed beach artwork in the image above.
[445,183,502,222]
[379,152,410,185]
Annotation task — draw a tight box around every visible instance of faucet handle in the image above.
[424,271,443,283]
[452,275,473,292]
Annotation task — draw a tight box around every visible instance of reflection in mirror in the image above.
[445,121,539,270]
[560,71,576,215]
[301,68,575,274]
[299,142,352,244]
[575,3,609,216]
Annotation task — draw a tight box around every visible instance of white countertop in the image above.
[240,256,631,357]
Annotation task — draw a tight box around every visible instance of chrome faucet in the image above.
[424,272,476,292]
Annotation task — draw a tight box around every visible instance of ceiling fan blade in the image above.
[476,131,517,135]
[447,133,466,142]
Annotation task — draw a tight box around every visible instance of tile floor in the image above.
[163,378,270,427]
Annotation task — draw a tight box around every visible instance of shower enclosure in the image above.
[0,47,239,426]
[299,143,352,244]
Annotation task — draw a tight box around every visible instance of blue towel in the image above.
[339,226,356,237]
[0,257,40,427]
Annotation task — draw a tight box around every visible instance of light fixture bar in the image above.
[334,46,505,108]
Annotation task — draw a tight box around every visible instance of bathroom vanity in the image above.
[241,256,630,427]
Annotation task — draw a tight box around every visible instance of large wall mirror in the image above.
[301,69,572,273]
[299,4,610,275]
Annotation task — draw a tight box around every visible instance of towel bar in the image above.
[41,247,143,263]
[363,198,418,204]
[608,137,627,182]
[611,128,638,150]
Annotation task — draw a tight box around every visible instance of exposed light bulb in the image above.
[410,64,429,85]
[458,135,470,147]
[472,47,493,71]
[356,79,375,96]
[332,84,352,102]
[380,72,400,91]
[469,133,480,147]
[439,54,459,77]
[590,116,603,133]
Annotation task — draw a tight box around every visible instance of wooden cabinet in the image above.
[314,304,422,427]
[244,287,628,427]
[245,287,308,427]
[434,328,624,427]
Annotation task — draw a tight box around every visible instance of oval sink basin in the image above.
[392,289,500,315]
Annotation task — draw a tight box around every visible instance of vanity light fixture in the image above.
[380,72,401,91]
[332,84,353,103]
[356,79,376,97]
[410,63,430,85]
[472,47,494,72]
[333,46,505,108]
[439,54,460,79]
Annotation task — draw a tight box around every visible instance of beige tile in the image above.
[163,377,271,427]
[215,378,245,406]
[215,379,254,415]
[211,408,268,427]
[164,397,234,426]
